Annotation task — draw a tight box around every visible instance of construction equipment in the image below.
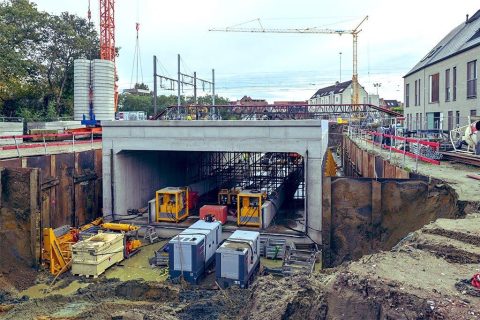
[237,189,267,227]
[282,243,317,276]
[451,117,480,155]
[155,187,189,222]
[83,0,117,126]
[168,220,222,284]
[101,223,141,258]
[215,230,260,289]
[71,232,124,278]
[209,16,368,104]
[218,188,240,208]
[43,218,142,275]
[199,205,228,224]
[42,218,103,276]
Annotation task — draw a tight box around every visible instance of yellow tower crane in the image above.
[209,16,368,104]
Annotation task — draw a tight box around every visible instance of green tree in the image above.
[0,0,99,119]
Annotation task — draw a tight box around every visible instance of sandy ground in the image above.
[0,142,102,159]
[350,135,480,202]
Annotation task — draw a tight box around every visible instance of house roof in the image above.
[310,80,352,99]
[404,10,480,78]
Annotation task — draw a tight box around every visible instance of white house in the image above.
[308,80,369,105]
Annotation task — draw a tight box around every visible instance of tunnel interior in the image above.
[114,150,305,231]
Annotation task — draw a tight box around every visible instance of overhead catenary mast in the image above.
[209,16,368,104]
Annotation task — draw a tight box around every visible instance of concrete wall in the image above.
[0,122,23,145]
[27,121,84,132]
[102,120,328,243]
[404,45,480,129]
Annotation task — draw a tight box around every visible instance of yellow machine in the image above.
[101,222,142,258]
[42,218,103,276]
[218,187,240,207]
[237,190,267,227]
[156,187,189,222]
[42,218,143,275]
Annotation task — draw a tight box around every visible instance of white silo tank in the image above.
[92,59,115,121]
[74,59,91,121]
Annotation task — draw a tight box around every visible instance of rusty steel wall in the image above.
[342,135,410,179]
[0,149,103,230]
[322,176,459,267]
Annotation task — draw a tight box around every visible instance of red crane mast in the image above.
[99,0,118,109]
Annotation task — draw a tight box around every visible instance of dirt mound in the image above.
[416,243,480,264]
[424,228,480,246]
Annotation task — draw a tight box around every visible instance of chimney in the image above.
[466,14,470,23]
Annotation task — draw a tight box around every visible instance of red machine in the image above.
[88,0,118,109]
[199,205,228,224]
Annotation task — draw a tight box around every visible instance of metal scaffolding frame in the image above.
[155,103,402,123]
[187,151,305,200]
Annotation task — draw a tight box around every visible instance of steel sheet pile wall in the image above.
[342,135,410,179]
[0,150,103,270]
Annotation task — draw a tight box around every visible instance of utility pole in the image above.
[339,52,342,82]
[212,69,215,117]
[177,54,181,110]
[193,72,197,104]
[153,55,157,115]
[153,54,215,118]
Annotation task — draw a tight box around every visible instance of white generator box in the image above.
[168,220,222,283]
[215,230,260,288]
[71,232,124,278]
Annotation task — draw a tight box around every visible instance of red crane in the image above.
[89,0,118,110]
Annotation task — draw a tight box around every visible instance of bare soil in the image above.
[1,216,480,319]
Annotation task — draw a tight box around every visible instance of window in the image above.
[418,79,421,104]
[445,69,450,101]
[415,113,419,130]
[420,113,423,129]
[471,109,477,117]
[429,73,439,103]
[414,80,418,105]
[448,111,453,130]
[453,67,457,101]
[467,60,477,98]
[455,111,460,127]
[405,83,410,107]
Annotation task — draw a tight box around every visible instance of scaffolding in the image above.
[187,152,304,201]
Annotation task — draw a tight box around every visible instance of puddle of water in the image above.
[51,301,91,318]
[105,240,169,282]
[20,280,89,299]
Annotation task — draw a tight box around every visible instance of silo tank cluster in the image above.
[74,59,115,121]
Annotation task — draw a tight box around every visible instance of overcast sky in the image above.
[34,0,479,103]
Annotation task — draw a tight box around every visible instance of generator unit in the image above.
[168,220,222,284]
[237,190,267,227]
[218,188,240,208]
[215,230,260,289]
[156,187,189,222]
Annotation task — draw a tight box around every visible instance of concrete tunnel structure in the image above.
[101,120,328,243]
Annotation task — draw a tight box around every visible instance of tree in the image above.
[0,0,99,119]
